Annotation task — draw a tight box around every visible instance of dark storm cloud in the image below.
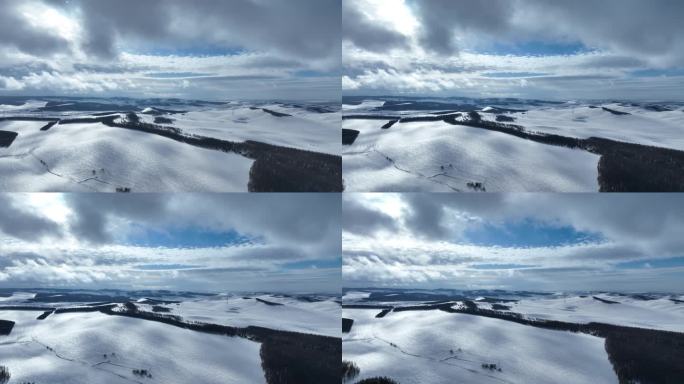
[522,0,684,61]
[398,194,684,255]
[64,0,340,61]
[345,0,684,63]
[0,196,62,241]
[342,0,409,52]
[342,197,398,235]
[0,2,71,55]
[64,194,170,244]
[174,194,341,254]
[412,0,513,55]
[61,194,340,257]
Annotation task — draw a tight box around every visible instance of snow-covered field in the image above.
[144,294,341,337]
[0,98,339,192]
[509,103,684,151]
[506,293,684,333]
[343,308,617,384]
[0,310,265,384]
[343,119,599,192]
[0,120,253,192]
[342,98,684,192]
[0,290,340,383]
[139,103,340,155]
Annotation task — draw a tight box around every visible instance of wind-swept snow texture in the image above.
[343,119,599,192]
[149,294,341,337]
[512,103,684,151]
[0,98,340,192]
[0,120,253,192]
[0,310,265,384]
[343,308,617,384]
[508,294,684,333]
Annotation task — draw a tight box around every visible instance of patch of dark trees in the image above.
[0,320,14,335]
[496,115,516,122]
[261,108,292,117]
[132,369,152,378]
[305,106,337,114]
[256,298,284,306]
[355,377,399,384]
[343,129,360,145]
[36,310,54,320]
[645,105,672,112]
[245,140,342,192]
[141,107,186,116]
[0,131,18,148]
[152,305,171,313]
[343,360,360,382]
[249,326,340,384]
[491,304,511,310]
[153,117,174,124]
[40,120,59,131]
[670,298,684,304]
[593,296,620,304]
[375,308,392,318]
[602,107,631,116]
[342,318,354,333]
[0,365,9,384]
[381,120,399,129]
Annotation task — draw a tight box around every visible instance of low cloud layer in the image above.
[0,0,340,100]
[343,0,684,100]
[343,194,684,292]
[0,194,340,293]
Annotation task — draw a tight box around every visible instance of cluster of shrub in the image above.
[132,369,152,378]
[0,366,9,384]
[482,363,502,372]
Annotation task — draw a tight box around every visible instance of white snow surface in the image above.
[343,119,599,192]
[509,294,684,333]
[343,308,617,384]
[156,295,340,337]
[0,120,253,191]
[507,104,684,151]
[0,310,265,384]
[161,104,340,155]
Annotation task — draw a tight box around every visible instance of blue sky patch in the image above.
[283,258,342,270]
[470,263,537,270]
[126,226,258,248]
[615,257,684,270]
[464,219,603,248]
[476,40,592,57]
[135,264,202,270]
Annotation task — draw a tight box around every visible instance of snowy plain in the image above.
[0,310,265,384]
[0,98,339,192]
[343,308,617,384]
[343,119,599,192]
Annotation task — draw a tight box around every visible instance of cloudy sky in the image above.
[0,193,340,293]
[343,0,684,101]
[0,0,340,100]
[343,194,684,293]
